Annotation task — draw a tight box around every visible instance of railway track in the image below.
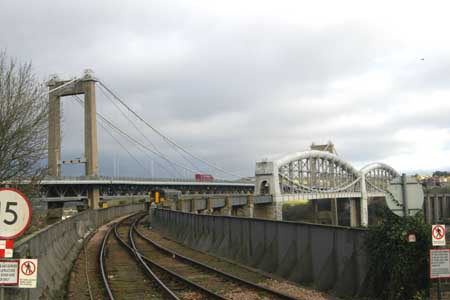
[100,213,301,300]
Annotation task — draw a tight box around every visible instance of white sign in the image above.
[430,249,450,279]
[0,188,32,239]
[0,260,19,285]
[432,224,447,246]
[386,176,424,217]
[19,259,37,288]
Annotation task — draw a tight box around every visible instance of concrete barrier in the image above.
[152,208,370,298]
[6,203,146,300]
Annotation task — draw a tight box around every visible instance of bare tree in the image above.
[0,52,48,184]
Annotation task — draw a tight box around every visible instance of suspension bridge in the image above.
[6,70,419,300]
[36,70,401,227]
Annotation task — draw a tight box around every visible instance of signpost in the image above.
[0,188,32,239]
[430,248,450,300]
[0,260,19,286]
[386,174,424,217]
[430,224,448,300]
[0,188,35,299]
[433,225,447,247]
[430,249,450,279]
[18,259,37,288]
[0,241,13,258]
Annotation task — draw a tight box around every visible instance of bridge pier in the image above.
[47,202,64,220]
[205,197,214,215]
[219,196,232,216]
[425,195,432,224]
[233,196,254,218]
[88,188,100,210]
[245,195,254,218]
[253,201,282,220]
[433,196,440,222]
[349,198,360,227]
[442,195,449,220]
[190,199,198,214]
[179,198,190,212]
[312,199,319,223]
[331,198,338,225]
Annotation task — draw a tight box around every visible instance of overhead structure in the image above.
[47,71,100,209]
[255,147,399,226]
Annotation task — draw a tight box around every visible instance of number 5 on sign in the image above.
[0,188,31,240]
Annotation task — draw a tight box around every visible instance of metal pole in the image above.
[437,278,442,300]
[401,173,408,217]
[0,287,4,300]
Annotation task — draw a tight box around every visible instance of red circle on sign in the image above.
[21,260,36,276]
[0,188,32,240]
[433,225,446,240]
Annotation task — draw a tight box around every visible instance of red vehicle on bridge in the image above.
[195,174,214,182]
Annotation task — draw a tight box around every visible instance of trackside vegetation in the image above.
[366,208,431,300]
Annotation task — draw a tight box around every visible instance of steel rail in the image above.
[129,217,229,300]
[133,219,301,300]
[99,226,115,300]
[83,233,94,300]
[112,215,180,300]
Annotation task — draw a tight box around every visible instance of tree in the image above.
[0,52,48,184]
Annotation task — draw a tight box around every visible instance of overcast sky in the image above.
[2,0,450,178]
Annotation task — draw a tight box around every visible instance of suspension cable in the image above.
[98,80,242,179]
[71,95,196,175]
[97,85,188,175]
[71,96,160,176]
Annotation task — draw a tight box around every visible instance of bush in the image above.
[366,208,431,300]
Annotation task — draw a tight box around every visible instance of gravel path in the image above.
[138,225,339,300]
[67,221,111,300]
[66,215,136,300]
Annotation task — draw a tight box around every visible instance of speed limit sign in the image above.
[0,188,31,239]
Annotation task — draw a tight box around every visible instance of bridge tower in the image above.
[47,71,100,209]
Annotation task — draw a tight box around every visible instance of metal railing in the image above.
[41,175,254,184]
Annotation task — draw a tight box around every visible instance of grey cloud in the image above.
[1,1,449,178]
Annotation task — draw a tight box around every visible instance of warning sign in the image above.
[430,249,450,279]
[0,240,14,258]
[432,224,446,246]
[18,259,37,288]
[0,259,19,285]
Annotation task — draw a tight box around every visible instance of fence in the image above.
[153,208,370,298]
[6,203,146,300]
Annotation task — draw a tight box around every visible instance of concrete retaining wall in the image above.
[153,208,370,298]
[6,203,146,300]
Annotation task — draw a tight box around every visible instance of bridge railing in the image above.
[231,195,248,206]
[41,175,254,184]
[253,195,273,204]
[175,194,273,213]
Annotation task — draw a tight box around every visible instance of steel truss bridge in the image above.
[33,176,254,202]
[255,150,400,226]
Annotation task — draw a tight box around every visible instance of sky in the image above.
[1,0,450,179]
